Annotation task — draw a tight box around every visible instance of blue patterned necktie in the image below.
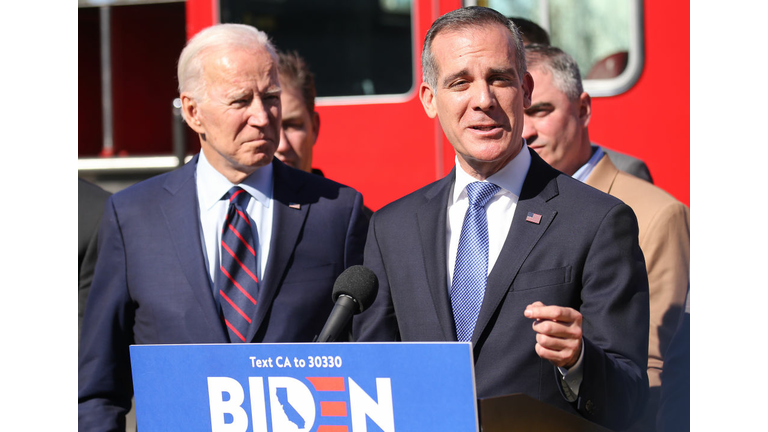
[450,181,500,342]
[215,186,260,343]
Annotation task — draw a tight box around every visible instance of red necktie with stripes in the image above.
[216,186,259,343]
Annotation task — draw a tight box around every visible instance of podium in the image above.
[479,394,613,432]
[130,342,479,431]
[130,343,614,431]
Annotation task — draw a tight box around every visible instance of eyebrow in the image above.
[264,86,282,97]
[488,67,517,77]
[440,69,469,88]
[524,102,554,113]
[224,88,249,99]
[440,67,518,87]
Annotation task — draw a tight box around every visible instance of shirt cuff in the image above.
[557,338,585,402]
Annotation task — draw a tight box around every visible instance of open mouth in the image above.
[470,124,503,134]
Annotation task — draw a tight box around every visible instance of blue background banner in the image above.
[130,342,478,432]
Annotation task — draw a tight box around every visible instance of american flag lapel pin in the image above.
[525,212,542,224]
[289,203,301,210]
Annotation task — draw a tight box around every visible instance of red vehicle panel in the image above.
[83,0,689,209]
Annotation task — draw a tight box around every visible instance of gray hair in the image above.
[422,6,527,89]
[177,23,278,100]
[525,44,583,101]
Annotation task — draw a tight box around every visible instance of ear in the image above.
[522,72,534,109]
[419,82,438,119]
[311,111,321,146]
[181,92,205,134]
[578,92,592,127]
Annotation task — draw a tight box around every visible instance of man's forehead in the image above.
[528,65,547,80]
[278,80,307,103]
[432,25,516,64]
[528,67,557,94]
[203,45,276,71]
[202,47,279,84]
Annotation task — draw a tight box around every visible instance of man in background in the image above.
[275,50,322,175]
[509,16,550,45]
[354,7,649,430]
[276,50,372,218]
[78,178,111,339]
[523,44,690,432]
[79,24,368,431]
[657,287,690,432]
[510,16,654,183]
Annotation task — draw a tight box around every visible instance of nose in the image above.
[246,98,270,127]
[472,81,495,111]
[522,117,537,142]
[277,126,291,153]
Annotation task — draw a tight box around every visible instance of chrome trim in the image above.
[100,6,113,154]
[79,0,186,7]
[582,0,644,97]
[78,155,194,172]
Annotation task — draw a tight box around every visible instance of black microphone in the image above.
[315,265,379,342]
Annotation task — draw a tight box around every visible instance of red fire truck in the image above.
[78,0,689,209]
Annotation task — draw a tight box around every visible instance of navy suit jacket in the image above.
[354,148,649,431]
[79,156,368,431]
[78,178,111,340]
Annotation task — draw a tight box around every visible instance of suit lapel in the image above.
[416,171,458,341]
[161,155,228,341]
[584,153,619,194]
[245,160,310,341]
[472,149,561,344]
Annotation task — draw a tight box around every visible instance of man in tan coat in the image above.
[522,44,689,432]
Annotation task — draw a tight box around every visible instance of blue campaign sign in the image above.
[129,342,478,432]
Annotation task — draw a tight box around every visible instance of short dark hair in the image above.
[277,50,317,114]
[509,17,550,46]
[422,6,526,89]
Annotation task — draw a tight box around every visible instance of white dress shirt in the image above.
[195,151,274,307]
[446,143,531,287]
[447,142,583,398]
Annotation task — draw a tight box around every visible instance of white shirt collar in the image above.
[452,140,531,203]
[572,144,604,183]
[196,150,273,209]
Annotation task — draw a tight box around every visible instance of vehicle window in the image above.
[479,0,643,96]
[220,0,414,98]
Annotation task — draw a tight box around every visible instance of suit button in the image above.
[585,400,595,414]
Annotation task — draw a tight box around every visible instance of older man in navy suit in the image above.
[353,7,648,431]
[78,24,368,431]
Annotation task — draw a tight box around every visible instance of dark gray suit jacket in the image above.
[601,146,653,183]
[79,156,368,431]
[354,148,649,431]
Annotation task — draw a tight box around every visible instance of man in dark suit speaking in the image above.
[78,24,368,431]
[353,7,648,431]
